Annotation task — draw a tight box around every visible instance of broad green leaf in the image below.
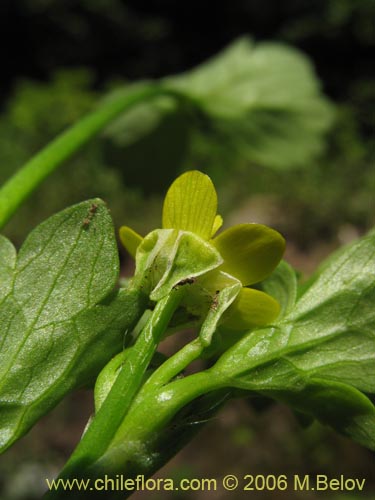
[212,223,285,286]
[273,380,375,451]
[0,200,147,452]
[296,228,375,299]
[212,230,375,449]
[169,38,321,116]
[211,104,332,171]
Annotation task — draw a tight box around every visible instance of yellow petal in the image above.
[211,214,223,237]
[223,287,280,330]
[119,226,142,258]
[162,170,217,240]
[212,223,285,285]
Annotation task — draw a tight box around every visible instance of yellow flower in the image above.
[120,170,285,332]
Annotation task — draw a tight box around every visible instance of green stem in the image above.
[58,287,185,481]
[143,337,204,390]
[0,84,171,230]
[122,368,224,440]
[90,368,225,477]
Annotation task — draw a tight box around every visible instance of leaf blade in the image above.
[212,230,375,449]
[0,200,147,452]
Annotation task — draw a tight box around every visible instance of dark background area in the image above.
[1,0,374,116]
[0,1,374,499]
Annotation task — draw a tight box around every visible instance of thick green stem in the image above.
[56,287,185,482]
[118,369,224,441]
[0,84,169,230]
[90,368,225,477]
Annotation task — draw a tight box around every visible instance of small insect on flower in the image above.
[210,290,220,311]
[178,278,196,286]
[173,277,196,289]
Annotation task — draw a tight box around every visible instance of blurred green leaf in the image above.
[102,88,191,194]
[104,91,176,148]
[213,229,375,449]
[0,200,146,452]
[170,38,321,114]
[168,37,334,169]
[105,37,334,173]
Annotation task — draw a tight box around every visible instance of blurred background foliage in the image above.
[0,0,374,251]
[0,0,374,499]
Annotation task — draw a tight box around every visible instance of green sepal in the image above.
[135,228,223,301]
[198,272,242,347]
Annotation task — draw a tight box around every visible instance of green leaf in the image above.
[274,380,375,450]
[103,88,176,148]
[212,230,375,449]
[0,236,16,302]
[103,88,190,194]
[168,37,334,169]
[0,200,146,452]
[105,38,333,173]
